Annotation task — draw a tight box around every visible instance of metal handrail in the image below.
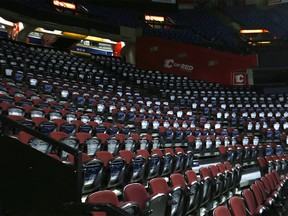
[0,114,83,203]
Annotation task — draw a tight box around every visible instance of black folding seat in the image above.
[277,154,288,175]
[18,131,52,154]
[112,109,127,124]
[159,126,174,148]
[65,152,104,195]
[95,151,126,190]
[151,118,162,134]
[265,156,276,173]
[139,135,152,151]
[151,148,174,177]
[187,135,205,155]
[251,182,275,213]
[242,188,268,216]
[123,136,138,152]
[213,205,232,216]
[164,148,185,174]
[150,177,185,216]
[105,124,121,137]
[105,135,122,156]
[86,190,140,216]
[32,117,57,135]
[95,133,110,151]
[204,135,215,154]
[60,137,80,160]
[84,136,103,157]
[271,155,282,174]
[24,107,44,119]
[123,183,167,216]
[76,122,93,135]
[224,161,241,192]
[219,145,235,164]
[198,167,212,207]
[234,144,244,165]
[136,117,150,134]
[173,171,200,214]
[6,106,24,118]
[173,127,185,147]
[126,111,137,128]
[95,122,109,134]
[217,163,233,196]
[209,164,224,202]
[136,149,162,181]
[94,101,108,116]
[119,150,146,184]
[151,137,161,150]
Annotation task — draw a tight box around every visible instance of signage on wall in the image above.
[163,59,193,72]
[151,0,176,3]
[268,0,288,5]
[232,72,247,86]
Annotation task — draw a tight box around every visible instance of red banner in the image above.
[136,36,258,86]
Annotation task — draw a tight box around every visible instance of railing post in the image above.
[74,150,83,203]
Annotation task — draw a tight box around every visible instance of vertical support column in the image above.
[74,150,83,203]
[246,68,254,86]
[17,24,35,43]
[121,42,136,65]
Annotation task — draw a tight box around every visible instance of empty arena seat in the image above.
[198,167,212,207]
[164,148,185,174]
[149,177,185,216]
[95,151,126,190]
[208,164,224,201]
[255,180,275,208]
[219,145,235,164]
[151,148,174,177]
[60,137,80,160]
[217,163,232,195]
[59,122,77,136]
[106,136,122,156]
[258,157,268,177]
[171,172,200,214]
[123,136,139,152]
[123,183,167,216]
[251,183,272,213]
[159,126,174,148]
[86,190,140,216]
[136,149,162,181]
[75,132,91,147]
[138,135,152,151]
[119,150,146,184]
[213,205,232,216]
[67,153,104,194]
[18,131,51,154]
[242,188,268,215]
[85,137,103,157]
[223,162,237,192]
[229,196,247,216]
[39,121,58,135]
